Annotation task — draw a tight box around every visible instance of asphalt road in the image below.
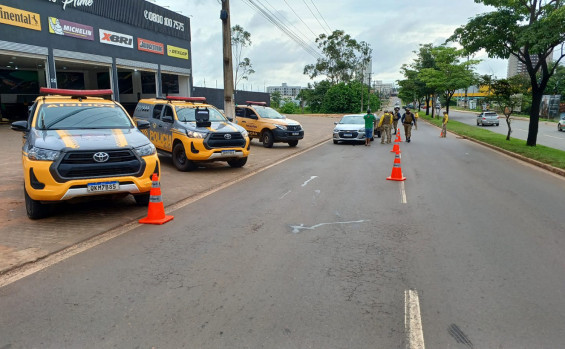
[445,109,565,151]
[1,121,565,348]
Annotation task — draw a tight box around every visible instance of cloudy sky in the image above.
[152,0,510,91]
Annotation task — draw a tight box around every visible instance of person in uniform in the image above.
[393,107,401,134]
[378,110,393,144]
[441,111,449,138]
[363,109,377,146]
[401,108,417,142]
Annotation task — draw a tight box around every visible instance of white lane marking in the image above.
[290,220,368,234]
[0,137,333,288]
[301,175,318,187]
[544,134,565,140]
[400,181,407,204]
[279,190,291,199]
[405,289,426,349]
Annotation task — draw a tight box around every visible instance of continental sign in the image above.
[0,4,41,31]
[138,38,164,55]
[48,17,94,40]
[167,45,189,60]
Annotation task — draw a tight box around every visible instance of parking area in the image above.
[0,114,340,273]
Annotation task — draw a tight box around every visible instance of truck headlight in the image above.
[241,129,248,138]
[27,146,60,161]
[134,143,156,157]
[275,124,287,130]
[186,130,205,138]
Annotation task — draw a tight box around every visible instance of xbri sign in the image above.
[99,29,133,48]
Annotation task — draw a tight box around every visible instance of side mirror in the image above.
[334,121,338,125]
[11,120,28,132]
[227,117,233,122]
[136,119,150,130]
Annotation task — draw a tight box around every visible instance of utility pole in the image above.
[221,0,235,120]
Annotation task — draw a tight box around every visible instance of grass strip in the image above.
[421,114,565,170]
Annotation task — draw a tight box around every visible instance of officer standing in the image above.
[392,107,401,134]
[401,108,417,142]
[378,110,393,144]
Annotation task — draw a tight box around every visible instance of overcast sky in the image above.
[153,0,511,91]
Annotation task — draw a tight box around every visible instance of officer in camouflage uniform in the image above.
[393,107,401,134]
[378,110,393,144]
[401,108,417,142]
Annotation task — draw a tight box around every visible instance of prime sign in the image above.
[46,0,95,11]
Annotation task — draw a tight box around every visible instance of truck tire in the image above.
[227,157,248,168]
[172,143,198,171]
[262,130,274,148]
[24,187,51,219]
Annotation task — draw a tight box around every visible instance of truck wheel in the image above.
[288,140,298,147]
[172,143,198,171]
[24,187,51,219]
[262,130,274,148]
[134,192,150,206]
[227,157,248,168]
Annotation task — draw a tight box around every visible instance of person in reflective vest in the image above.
[378,110,393,144]
[401,108,417,142]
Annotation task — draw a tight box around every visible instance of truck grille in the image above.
[206,132,246,148]
[339,131,359,138]
[287,125,301,131]
[56,150,142,179]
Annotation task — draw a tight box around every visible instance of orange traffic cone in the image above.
[390,143,401,154]
[139,173,174,225]
[386,153,406,181]
[395,129,403,142]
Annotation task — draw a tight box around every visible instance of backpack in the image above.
[383,113,392,124]
[404,113,413,124]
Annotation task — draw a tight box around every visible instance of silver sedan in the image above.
[333,114,370,144]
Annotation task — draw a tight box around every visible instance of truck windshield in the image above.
[254,107,285,119]
[176,107,227,122]
[37,104,133,130]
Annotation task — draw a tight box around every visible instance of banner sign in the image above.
[0,4,41,31]
[43,0,190,41]
[167,45,189,60]
[48,17,93,40]
[99,28,133,48]
[138,38,164,55]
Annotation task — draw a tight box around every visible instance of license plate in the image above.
[292,132,299,136]
[222,150,236,155]
[344,133,352,137]
[87,181,119,193]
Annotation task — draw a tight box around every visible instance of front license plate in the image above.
[222,150,236,155]
[87,181,119,193]
[292,132,299,136]
[344,133,352,137]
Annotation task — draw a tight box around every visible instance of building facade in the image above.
[507,51,553,78]
[0,0,192,119]
[267,83,303,98]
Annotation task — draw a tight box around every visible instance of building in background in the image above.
[267,83,303,98]
[507,51,553,78]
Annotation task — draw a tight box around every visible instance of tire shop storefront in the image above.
[0,0,192,120]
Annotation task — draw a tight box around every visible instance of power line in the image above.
[309,0,332,34]
[301,0,329,35]
[262,0,319,50]
[239,0,323,60]
[282,0,318,38]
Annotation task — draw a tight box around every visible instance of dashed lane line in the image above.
[405,289,426,349]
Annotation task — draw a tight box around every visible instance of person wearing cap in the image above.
[392,107,401,134]
[363,108,377,146]
[401,108,417,142]
[378,110,393,144]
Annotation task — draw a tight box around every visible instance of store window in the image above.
[162,73,179,94]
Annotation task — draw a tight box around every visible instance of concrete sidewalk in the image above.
[0,114,341,274]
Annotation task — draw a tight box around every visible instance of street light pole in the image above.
[221,0,235,120]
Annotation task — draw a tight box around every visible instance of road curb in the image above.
[424,119,565,178]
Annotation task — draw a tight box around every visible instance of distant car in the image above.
[333,114,369,144]
[558,115,565,132]
[477,111,500,126]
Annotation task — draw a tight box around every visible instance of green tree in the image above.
[300,81,331,113]
[232,25,255,91]
[450,0,565,146]
[304,30,372,84]
[279,98,298,114]
[418,45,479,115]
[321,81,380,113]
[547,62,565,95]
[482,75,530,140]
[270,91,282,109]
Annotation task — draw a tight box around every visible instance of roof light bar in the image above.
[166,96,206,103]
[40,87,113,97]
[246,101,266,106]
